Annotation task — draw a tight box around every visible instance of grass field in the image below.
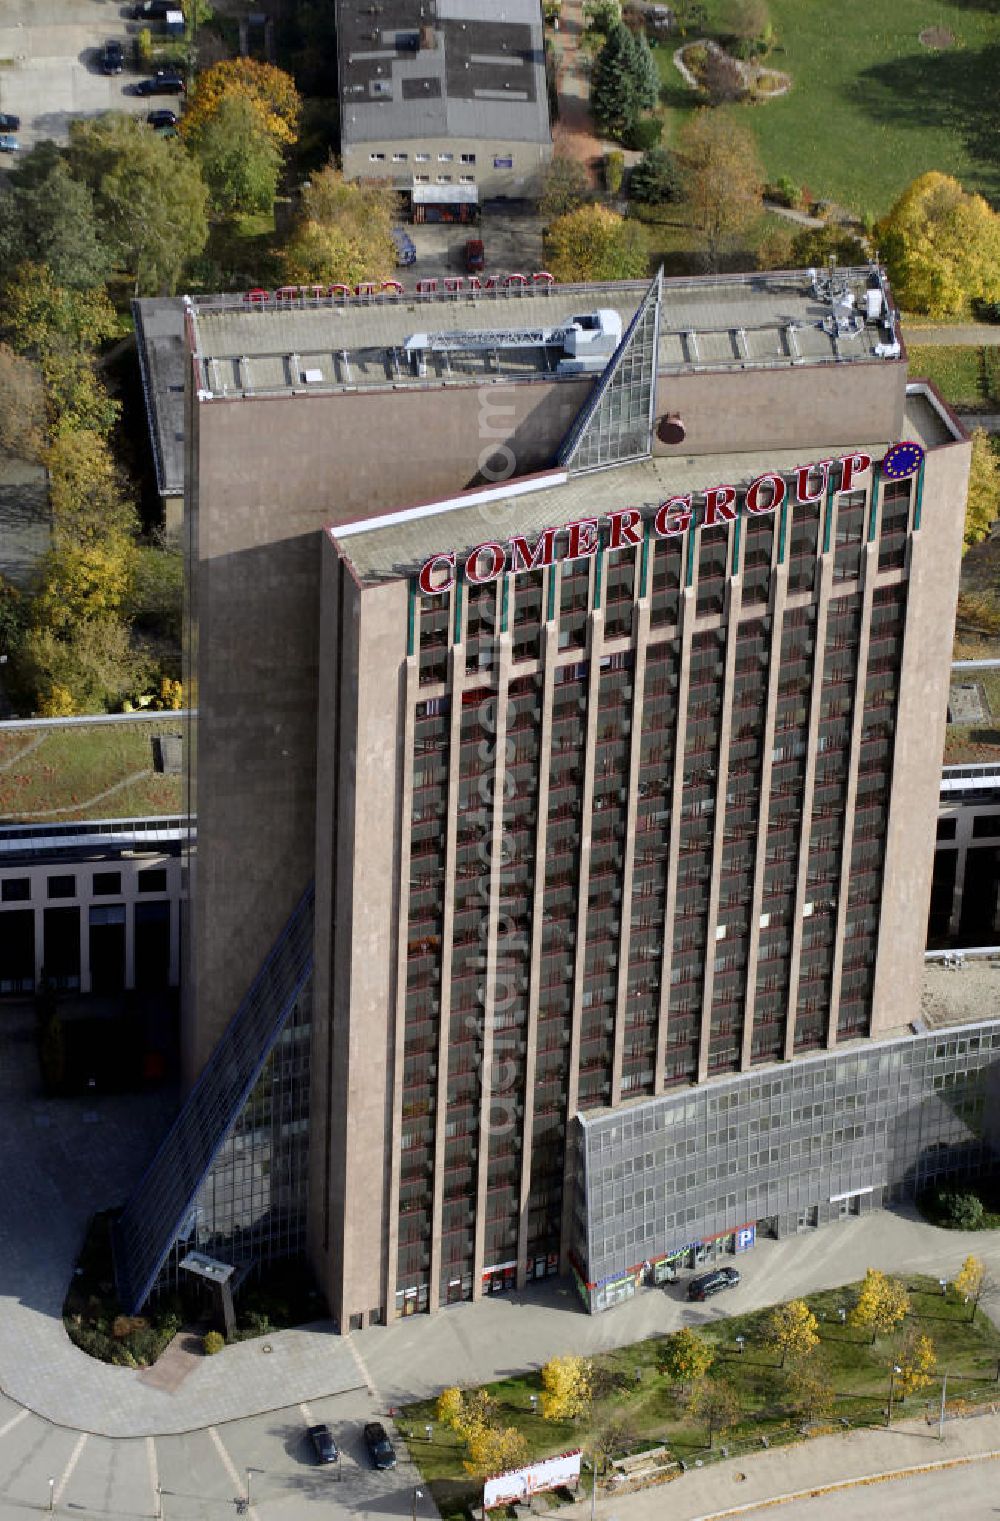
[652,0,1000,215]
[0,719,185,824]
[906,346,1000,410]
[634,202,793,278]
[401,1275,1000,1520]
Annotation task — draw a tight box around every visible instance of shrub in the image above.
[623,116,663,152]
[203,1330,226,1355]
[943,1190,986,1230]
[771,175,800,208]
[112,1315,149,1340]
[630,146,682,205]
[604,151,625,194]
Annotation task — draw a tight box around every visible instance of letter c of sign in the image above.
[465,542,506,585]
[417,552,456,595]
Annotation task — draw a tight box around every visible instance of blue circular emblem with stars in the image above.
[881,440,924,479]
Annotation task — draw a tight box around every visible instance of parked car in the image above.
[0,134,20,154]
[0,113,20,133]
[100,40,125,75]
[134,70,185,96]
[132,0,179,19]
[308,1424,338,1465]
[146,108,178,131]
[391,226,416,267]
[464,237,485,273]
[363,1421,397,1470]
[687,1266,741,1301]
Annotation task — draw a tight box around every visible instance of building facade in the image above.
[114,268,980,1326]
[571,1019,1000,1312]
[931,760,1000,947]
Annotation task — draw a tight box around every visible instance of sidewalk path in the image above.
[560,1409,1000,1521]
[903,323,1000,345]
[549,1,605,183]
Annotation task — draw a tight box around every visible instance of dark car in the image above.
[135,70,185,96]
[308,1424,338,1465]
[464,237,485,273]
[146,108,178,132]
[363,1421,397,1470]
[0,113,21,133]
[687,1266,741,1302]
[100,40,125,74]
[132,0,178,19]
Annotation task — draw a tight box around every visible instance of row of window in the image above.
[370,150,479,164]
[1,868,168,903]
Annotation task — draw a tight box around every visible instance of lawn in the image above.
[0,718,185,824]
[634,202,792,278]
[401,1274,1000,1521]
[906,346,1000,411]
[651,0,1000,215]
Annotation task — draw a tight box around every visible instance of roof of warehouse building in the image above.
[185,268,903,400]
[336,0,550,148]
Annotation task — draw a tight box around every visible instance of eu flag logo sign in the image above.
[881,441,924,480]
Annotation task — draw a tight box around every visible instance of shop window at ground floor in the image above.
[135,900,171,989]
[0,909,34,993]
[43,906,80,988]
[89,904,125,995]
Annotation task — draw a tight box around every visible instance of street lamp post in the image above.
[939,1278,948,1297]
[413,1485,424,1521]
[425,1423,433,1443]
[155,1481,163,1519]
[735,1334,746,1356]
[886,1364,902,1426]
[529,1394,538,1416]
[48,1478,55,1514]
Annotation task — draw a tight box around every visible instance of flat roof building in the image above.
[113,268,990,1328]
[336,0,552,207]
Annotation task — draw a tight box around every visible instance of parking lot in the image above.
[0,1385,428,1521]
[406,202,544,283]
[0,0,173,154]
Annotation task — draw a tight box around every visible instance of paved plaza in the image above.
[3,999,1000,1518]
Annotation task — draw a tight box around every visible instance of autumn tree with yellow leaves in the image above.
[282,166,398,287]
[764,1298,820,1368]
[539,1354,593,1421]
[849,1269,909,1345]
[179,58,302,148]
[894,1329,936,1401]
[879,172,1000,319]
[955,1254,987,1321]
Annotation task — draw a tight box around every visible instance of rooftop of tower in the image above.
[329,381,962,588]
[184,266,903,401]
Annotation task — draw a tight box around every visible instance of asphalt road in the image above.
[0,1385,429,1521]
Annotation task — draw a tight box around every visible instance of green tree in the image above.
[68,116,209,294]
[964,430,999,552]
[282,166,397,286]
[0,575,27,662]
[591,22,658,140]
[14,617,147,715]
[789,224,871,268]
[0,155,112,290]
[2,262,119,360]
[659,1326,714,1391]
[629,146,682,205]
[540,1354,593,1420]
[878,172,1000,319]
[677,109,763,271]
[539,154,591,221]
[785,1366,835,1424]
[544,204,647,281]
[764,1299,820,1368]
[718,0,772,55]
[187,92,283,214]
[848,1269,909,1345]
[684,1378,741,1448]
[127,542,183,644]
